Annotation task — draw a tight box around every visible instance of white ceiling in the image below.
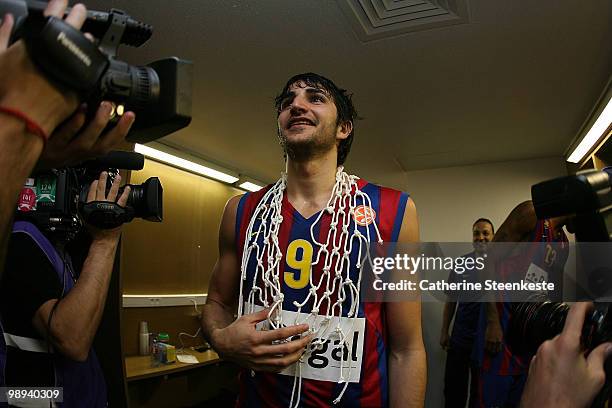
[86,0,612,186]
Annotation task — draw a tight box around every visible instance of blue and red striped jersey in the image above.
[234,179,409,408]
[474,219,569,375]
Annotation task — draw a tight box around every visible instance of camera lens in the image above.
[125,177,163,222]
[508,302,612,356]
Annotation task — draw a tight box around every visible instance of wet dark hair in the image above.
[275,73,358,166]
[473,218,495,234]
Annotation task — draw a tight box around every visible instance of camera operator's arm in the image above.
[0,0,85,274]
[201,196,312,372]
[0,0,136,278]
[485,200,538,354]
[520,302,612,408]
[30,172,130,361]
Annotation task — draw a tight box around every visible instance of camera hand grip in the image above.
[23,15,109,96]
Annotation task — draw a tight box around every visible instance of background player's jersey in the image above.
[235,179,409,408]
[447,252,482,352]
[473,219,569,375]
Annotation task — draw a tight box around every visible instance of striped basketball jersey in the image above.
[235,179,409,408]
[474,219,569,375]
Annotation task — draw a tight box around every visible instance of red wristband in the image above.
[0,106,48,143]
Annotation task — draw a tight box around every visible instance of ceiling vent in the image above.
[336,0,470,41]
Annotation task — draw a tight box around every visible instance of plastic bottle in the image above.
[155,332,176,364]
[150,334,161,367]
[139,321,149,356]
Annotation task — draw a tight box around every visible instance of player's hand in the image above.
[211,308,312,373]
[440,330,450,350]
[520,302,612,408]
[85,171,130,242]
[485,319,503,354]
[37,102,135,169]
[0,0,87,136]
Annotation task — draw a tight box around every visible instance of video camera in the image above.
[0,0,193,143]
[507,299,612,408]
[16,151,163,240]
[531,168,612,242]
[506,168,612,407]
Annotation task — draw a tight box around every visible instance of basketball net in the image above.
[238,166,383,406]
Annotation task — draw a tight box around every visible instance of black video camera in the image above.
[531,168,612,242]
[532,168,612,297]
[16,151,163,240]
[0,0,193,143]
[506,168,612,407]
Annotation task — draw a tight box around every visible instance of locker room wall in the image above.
[122,158,243,294]
[120,158,243,355]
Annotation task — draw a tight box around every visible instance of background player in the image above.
[472,201,571,407]
[440,218,494,407]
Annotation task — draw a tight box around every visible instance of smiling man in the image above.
[440,218,494,408]
[201,73,426,407]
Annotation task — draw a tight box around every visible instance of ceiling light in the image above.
[235,175,265,192]
[134,143,239,184]
[239,181,264,192]
[567,95,612,163]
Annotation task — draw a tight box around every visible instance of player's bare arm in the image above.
[387,198,426,407]
[201,195,311,372]
[485,200,537,354]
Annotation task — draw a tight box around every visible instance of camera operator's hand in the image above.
[0,12,14,48]
[520,302,612,408]
[211,308,312,373]
[85,171,130,242]
[0,0,87,136]
[36,103,135,169]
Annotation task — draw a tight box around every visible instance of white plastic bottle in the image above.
[139,321,150,356]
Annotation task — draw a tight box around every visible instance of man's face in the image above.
[472,221,494,253]
[277,81,350,162]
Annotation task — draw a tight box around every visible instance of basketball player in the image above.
[440,218,494,407]
[472,201,571,407]
[201,73,426,407]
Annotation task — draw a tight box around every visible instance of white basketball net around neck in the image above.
[237,166,383,407]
